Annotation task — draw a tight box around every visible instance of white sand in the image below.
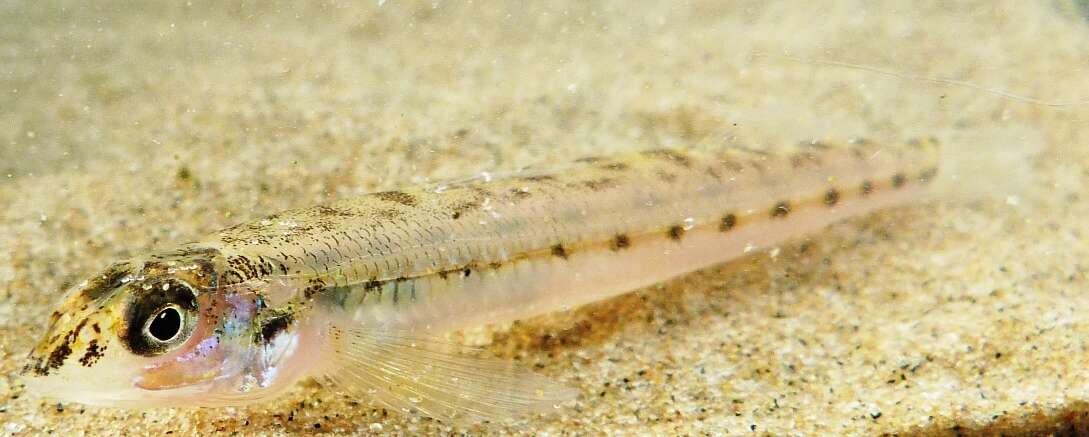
[3,1,1089,434]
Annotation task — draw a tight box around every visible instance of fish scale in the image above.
[209,139,939,331]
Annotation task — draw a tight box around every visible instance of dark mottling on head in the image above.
[861,180,874,196]
[667,225,685,240]
[611,234,631,251]
[373,190,418,207]
[44,343,72,375]
[642,149,692,168]
[771,201,791,218]
[892,173,907,188]
[78,340,105,367]
[551,243,569,259]
[79,262,132,301]
[824,189,840,207]
[720,214,737,232]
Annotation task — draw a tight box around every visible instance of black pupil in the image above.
[148,307,181,342]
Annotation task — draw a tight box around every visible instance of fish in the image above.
[22,138,974,422]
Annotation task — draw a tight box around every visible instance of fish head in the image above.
[22,247,312,407]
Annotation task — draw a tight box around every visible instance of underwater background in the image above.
[3,1,1089,434]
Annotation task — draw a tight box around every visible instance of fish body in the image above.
[23,139,942,420]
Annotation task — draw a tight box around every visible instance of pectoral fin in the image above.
[317,325,577,423]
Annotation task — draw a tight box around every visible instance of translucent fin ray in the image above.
[317,325,576,423]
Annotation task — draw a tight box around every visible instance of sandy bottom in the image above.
[4,1,1089,435]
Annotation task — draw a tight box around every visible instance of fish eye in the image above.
[122,279,198,356]
[144,304,184,343]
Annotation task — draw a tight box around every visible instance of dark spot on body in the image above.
[656,170,677,183]
[667,225,685,240]
[551,244,569,259]
[611,234,631,251]
[892,173,907,188]
[463,268,472,278]
[861,180,874,196]
[771,201,791,218]
[258,312,295,344]
[373,190,418,207]
[303,278,326,298]
[720,214,737,232]
[824,189,840,206]
[227,255,262,281]
[575,156,603,164]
